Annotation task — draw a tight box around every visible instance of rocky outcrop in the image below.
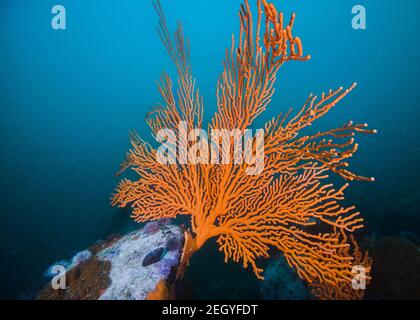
[366,236,420,300]
[36,220,183,300]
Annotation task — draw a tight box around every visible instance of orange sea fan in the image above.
[112,0,376,300]
[309,233,373,300]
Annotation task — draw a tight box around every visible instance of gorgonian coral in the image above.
[112,0,376,299]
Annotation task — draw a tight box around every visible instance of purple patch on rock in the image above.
[143,221,161,235]
[157,256,180,278]
[159,218,171,226]
[102,247,121,261]
[166,237,180,251]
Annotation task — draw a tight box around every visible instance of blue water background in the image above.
[0,0,419,299]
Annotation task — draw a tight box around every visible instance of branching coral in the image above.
[112,0,376,300]
[309,233,372,300]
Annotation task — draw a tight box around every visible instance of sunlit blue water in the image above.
[0,0,419,299]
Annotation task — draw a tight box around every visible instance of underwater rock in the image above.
[36,222,183,300]
[260,256,311,300]
[38,257,112,300]
[87,234,123,256]
[143,221,161,235]
[166,236,181,251]
[71,250,92,266]
[143,219,171,235]
[399,231,419,245]
[43,250,92,280]
[366,237,420,300]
